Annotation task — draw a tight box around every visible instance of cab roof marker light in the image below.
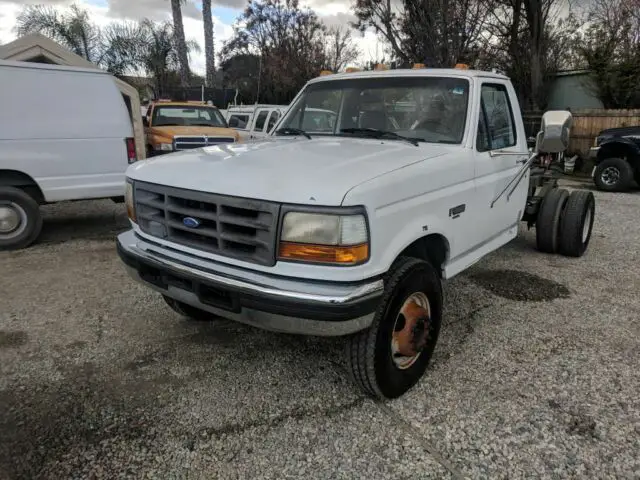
[375,64,389,71]
[345,67,361,73]
[455,63,469,70]
[319,70,333,76]
[412,63,426,69]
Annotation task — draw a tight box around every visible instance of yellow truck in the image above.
[143,100,240,156]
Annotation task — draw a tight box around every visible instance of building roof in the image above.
[0,58,111,75]
[0,33,97,68]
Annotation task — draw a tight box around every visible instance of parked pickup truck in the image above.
[144,101,239,157]
[590,126,640,191]
[117,67,595,399]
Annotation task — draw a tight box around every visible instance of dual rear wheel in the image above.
[536,188,595,257]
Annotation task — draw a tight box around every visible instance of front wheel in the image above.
[0,187,42,251]
[346,257,442,399]
[593,157,633,192]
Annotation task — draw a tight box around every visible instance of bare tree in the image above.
[170,0,191,87]
[324,26,360,72]
[202,0,216,87]
[580,0,640,107]
[481,0,580,109]
[353,0,496,66]
[221,0,327,104]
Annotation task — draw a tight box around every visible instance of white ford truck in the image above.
[117,68,595,399]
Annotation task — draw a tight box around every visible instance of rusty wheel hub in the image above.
[391,292,431,370]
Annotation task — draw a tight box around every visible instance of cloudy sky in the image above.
[0,0,382,74]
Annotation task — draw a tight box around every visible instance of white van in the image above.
[0,60,136,250]
[225,105,287,140]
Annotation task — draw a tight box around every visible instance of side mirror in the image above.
[536,110,572,153]
[142,117,149,127]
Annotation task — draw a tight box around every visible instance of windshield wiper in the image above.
[340,128,421,146]
[275,127,312,139]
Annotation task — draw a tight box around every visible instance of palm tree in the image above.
[170,0,191,87]
[15,4,140,76]
[16,4,100,62]
[137,20,200,97]
[202,0,216,87]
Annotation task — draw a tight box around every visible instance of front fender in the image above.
[371,205,452,275]
[597,139,640,167]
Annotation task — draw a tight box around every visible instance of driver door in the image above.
[474,82,529,245]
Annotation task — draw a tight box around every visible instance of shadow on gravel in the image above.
[0,330,28,349]
[38,208,129,246]
[469,269,570,302]
[0,363,166,478]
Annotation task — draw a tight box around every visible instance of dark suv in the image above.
[591,126,640,191]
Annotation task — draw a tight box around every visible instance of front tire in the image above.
[0,186,42,251]
[162,295,216,322]
[346,257,442,399]
[593,157,633,192]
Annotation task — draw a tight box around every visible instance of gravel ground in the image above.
[1,179,639,479]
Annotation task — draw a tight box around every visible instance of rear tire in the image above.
[0,186,42,251]
[559,190,595,257]
[593,157,633,192]
[346,257,442,399]
[536,188,569,254]
[162,295,216,322]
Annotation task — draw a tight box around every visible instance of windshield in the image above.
[278,76,470,144]
[152,106,227,128]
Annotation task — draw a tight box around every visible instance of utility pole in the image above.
[256,54,262,105]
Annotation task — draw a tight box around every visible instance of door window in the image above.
[254,110,269,132]
[228,114,249,129]
[477,84,516,152]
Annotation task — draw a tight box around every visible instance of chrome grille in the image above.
[134,182,280,266]
[173,136,235,151]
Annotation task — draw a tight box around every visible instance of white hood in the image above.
[127,137,455,205]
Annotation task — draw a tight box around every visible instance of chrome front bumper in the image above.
[117,230,383,336]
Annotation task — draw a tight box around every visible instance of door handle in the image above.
[516,158,527,165]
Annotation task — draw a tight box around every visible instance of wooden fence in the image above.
[522,109,640,157]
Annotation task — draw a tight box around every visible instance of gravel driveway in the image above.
[1,179,639,479]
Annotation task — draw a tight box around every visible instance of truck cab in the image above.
[144,101,239,156]
[226,105,286,140]
[118,67,592,400]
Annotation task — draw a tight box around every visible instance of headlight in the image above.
[125,180,136,222]
[157,143,173,151]
[278,211,369,265]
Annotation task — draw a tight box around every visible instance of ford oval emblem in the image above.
[183,216,201,228]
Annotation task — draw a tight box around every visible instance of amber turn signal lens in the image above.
[278,242,369,265]
[125,182,136,222]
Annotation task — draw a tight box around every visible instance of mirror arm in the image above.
[490,152,538,208]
